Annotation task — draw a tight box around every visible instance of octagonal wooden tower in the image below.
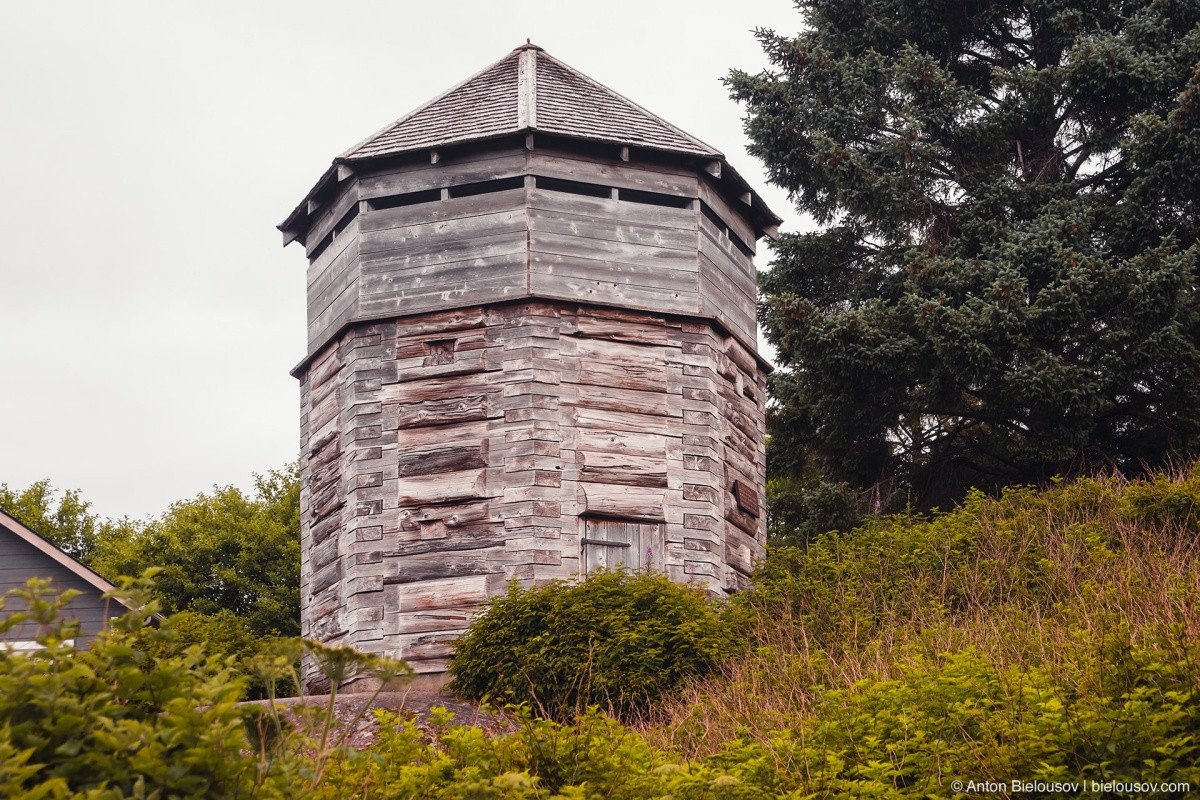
[281,44,781,682]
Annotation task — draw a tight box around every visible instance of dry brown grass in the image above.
[643,469,1200,758]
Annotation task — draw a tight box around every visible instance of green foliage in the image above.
[765,474,866,545]
[0,480,105,563]
[4,473,1200,798]
[663,467,1200,796]
[145,609,301,700]
[0,574,412,799]
[314,706,766,800]
[1118,466,1200,530]
[247,637,414,792]
[736,0,1200,509]
[448,570,738,722]
[0,575,257,798]
[91,466,301,639]
[674,639,1200,798]
[2,468,302,700]
[732,471,1200,664]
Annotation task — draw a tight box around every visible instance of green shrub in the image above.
[315,707,665,800]
[658,636,1200,798]
[447,570,738,722]
[0,575,410,799]
[145,609,300,699]
[0,576,257,798]
[1119,467,1200,532]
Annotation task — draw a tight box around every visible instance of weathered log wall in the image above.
[298,300,766,679]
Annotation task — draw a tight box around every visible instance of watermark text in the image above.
[950,778,1191,795]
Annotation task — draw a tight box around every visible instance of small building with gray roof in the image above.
[0,510,131,648]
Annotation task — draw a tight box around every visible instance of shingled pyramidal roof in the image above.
[280,44,781,244]
[341,43,723,161]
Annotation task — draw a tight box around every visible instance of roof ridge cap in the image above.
[518,46,537,128]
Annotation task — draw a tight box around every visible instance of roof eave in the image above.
[278,162,343,245]
[716,158,784,239]
[283,133,783,247]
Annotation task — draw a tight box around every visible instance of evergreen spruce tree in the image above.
[734,0,1200,511]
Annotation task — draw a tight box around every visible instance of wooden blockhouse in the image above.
[280,44,781,682]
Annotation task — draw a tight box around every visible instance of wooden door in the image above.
[581,519,664,575]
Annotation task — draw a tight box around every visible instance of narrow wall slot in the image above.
[368,187,442,211]
[534,175,612,198]
[448,176,526,198]
[618,187,693,209]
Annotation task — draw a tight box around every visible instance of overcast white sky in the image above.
[0,0,805,521]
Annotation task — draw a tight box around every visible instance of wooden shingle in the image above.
[342,44,721,162]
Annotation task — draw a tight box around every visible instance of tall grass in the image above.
[649,468,1200,761]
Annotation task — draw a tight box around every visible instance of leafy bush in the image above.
[145,609,301,699]
[0,576,258,798]
[315,707,664,800]
[654,637,1200,798]
[1119,468,1200,532]
[0,574,410,799]
[448,570,738,722]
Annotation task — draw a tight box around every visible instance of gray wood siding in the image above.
[528,188,699,316]
[301,142,769,364]
[698,179,756,254]
[0,529,121,645]
[527,149,697,196]
[305,183,361,257]
[306,223,361,351]
[356,148,527,200]
[698,215,758,347]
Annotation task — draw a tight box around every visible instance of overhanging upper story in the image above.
[280,44,782,374]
